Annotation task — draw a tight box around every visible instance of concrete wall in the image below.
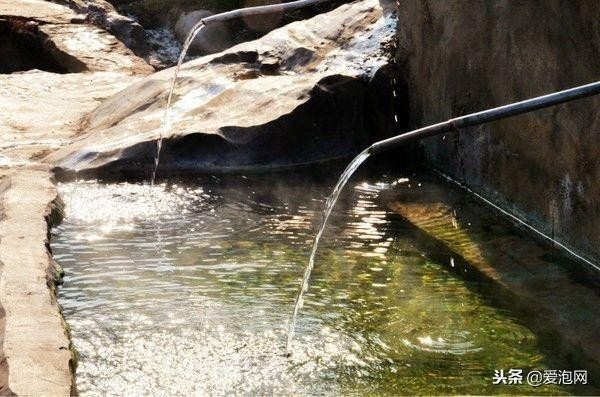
[395,0,600,265]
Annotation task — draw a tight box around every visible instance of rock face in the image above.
[0,71,145,166]
[48,0,399,176]
[0,1,153,394]
[58,0,152,59]
[395,0,600,265]
[0,0,153,75]
[0,168,73,396]
[0,0,152,166]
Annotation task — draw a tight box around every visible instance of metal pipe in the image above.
[369,81,600,154]
[201,0,331,24]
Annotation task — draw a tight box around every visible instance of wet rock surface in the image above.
[48,0,399,176]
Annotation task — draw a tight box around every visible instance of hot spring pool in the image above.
[52,171,581,395]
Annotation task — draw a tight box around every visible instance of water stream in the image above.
[152,22,206,187]
[286,149,371,353]
[53,170,582,395]
[129,10,597,395]
[152,15,379,354]
[152,19,374,355]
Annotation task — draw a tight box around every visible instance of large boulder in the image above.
[0,0,152,166]
[0,0,153,75]
[48,0,399,176]
[67,0,152,58]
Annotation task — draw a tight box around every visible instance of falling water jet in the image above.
[285,80,600,354]
[152,0,332,187]
[151,21,206,188]
[149,25,205,269]
[285,148,371,355]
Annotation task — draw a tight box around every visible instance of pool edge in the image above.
[0,167,75,396]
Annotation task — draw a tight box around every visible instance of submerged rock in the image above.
[48,0,399,176]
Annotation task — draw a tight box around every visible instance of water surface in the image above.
[53,171,573,395]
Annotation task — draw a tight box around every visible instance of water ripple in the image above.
[54,175,567,395]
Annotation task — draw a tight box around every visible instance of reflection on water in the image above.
[53,173,569,395]
[288,149,371,353]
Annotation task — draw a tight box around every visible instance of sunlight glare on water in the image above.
[287,149,371,353]
[53,173,571,395]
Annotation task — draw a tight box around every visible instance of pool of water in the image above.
[52,170,575,395]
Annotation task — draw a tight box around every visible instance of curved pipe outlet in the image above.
[369,80,600,154]
[201,0,332,25]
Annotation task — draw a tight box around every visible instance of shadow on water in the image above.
[51,159,598,395]
[380,171,600,390]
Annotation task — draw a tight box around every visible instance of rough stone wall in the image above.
[395,0,600,264]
